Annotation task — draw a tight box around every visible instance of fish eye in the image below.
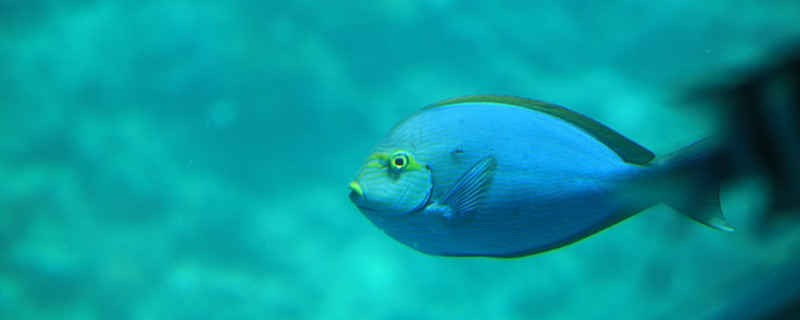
[389,152,409,171]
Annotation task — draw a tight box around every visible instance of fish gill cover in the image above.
[1,0,799,319]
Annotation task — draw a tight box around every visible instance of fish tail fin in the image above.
[653,138,734,232]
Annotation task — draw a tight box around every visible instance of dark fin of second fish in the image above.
[439,156,497,216]
[655,139,734,232]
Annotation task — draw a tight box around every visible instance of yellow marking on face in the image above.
[363,150,424,173]
[368,153,388,161]
[365,153,389,168]
[391,150,424,172]
[349,181,363,197]
[365,161,383,169]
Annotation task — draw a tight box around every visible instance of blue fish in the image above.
[349,95,732,257]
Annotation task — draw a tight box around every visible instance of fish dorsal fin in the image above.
[425,95,655,165]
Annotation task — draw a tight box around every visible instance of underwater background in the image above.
[1,1,799,319]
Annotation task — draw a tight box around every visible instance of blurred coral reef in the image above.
[1,1,798,319]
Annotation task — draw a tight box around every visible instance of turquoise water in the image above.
[1,1,799,319]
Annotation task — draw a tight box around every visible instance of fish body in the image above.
[349,96,731,257]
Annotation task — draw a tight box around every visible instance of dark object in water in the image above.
[683,46,800,219]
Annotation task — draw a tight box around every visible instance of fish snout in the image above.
[349,181,364,203]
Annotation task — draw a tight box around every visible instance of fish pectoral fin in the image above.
[438,155,497,216]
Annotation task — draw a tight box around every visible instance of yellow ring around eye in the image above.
[390,152,409,171]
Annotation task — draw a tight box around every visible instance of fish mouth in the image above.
[348,180,430,216]
[349,180,401,214]
[349,181,364,198]
[349,181,374,212]
[349,181,364,201]
[355,204,381,214]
